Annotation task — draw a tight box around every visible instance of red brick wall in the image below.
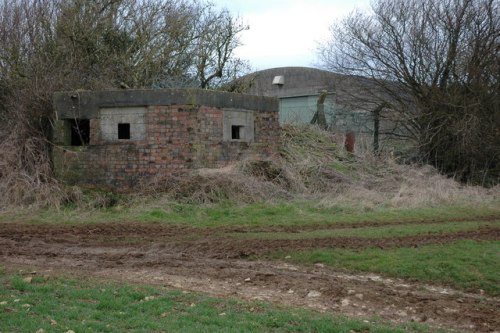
[53,105,280,189]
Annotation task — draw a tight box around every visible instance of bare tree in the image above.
[318,0,499,184]
[191,5,249,88]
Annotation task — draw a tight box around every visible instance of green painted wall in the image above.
[279,96,336,124]
[278,95,372,135]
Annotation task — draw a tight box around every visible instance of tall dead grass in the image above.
[387,165,497,208]
[135,165,292,205]
[1,123,497,210]
[131,124,498,209]
[0,120,75,210]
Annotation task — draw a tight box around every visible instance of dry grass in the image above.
[387,165,497,208]
[0,121,76,210]
[0,123,497,210]
[129,124,498,209]
[135,165,291,204]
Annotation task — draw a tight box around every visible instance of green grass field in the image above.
[0,271,438,333]
[269,240,500,296]
[229,220,497,240]
[2,201,499,228]
[1,201,498,331]
[1,203,499,296]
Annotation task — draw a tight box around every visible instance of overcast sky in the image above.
[210,0,371,71]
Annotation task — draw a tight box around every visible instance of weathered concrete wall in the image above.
[52,89,280,189]
[99,107,147,141]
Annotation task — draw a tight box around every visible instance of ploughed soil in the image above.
[1,218,499,332]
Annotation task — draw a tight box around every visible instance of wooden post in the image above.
[345,131,355,153]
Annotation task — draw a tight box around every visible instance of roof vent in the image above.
[272,75,285,86]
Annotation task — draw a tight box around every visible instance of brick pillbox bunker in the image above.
[52,89,280,190]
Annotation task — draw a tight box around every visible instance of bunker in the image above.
[52,89,280,189]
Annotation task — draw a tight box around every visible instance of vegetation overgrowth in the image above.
[1,124,498,214]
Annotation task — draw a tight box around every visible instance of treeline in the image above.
[318,0,499,185]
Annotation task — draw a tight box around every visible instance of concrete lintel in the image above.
[53,88,279,119]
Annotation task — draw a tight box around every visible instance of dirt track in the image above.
[1,220,499,332]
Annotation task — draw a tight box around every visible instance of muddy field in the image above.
[1,219,499,332]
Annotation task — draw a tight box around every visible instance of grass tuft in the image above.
[10,276,31,292]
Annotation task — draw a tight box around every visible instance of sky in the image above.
[210,0,371,71]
